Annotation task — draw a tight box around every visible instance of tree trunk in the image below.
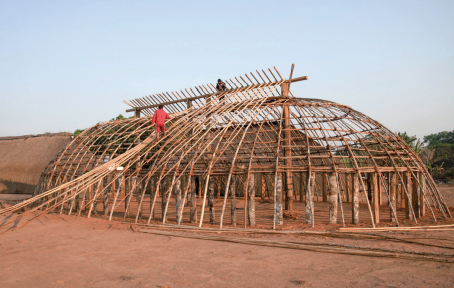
[161,177,168,221]
[372,173,379,224]
[189,176,197,223]
[328,173,338,224]
[419,172,425,217]
[412,173,420,218]
[390,172,397,222]
[208,177,215,224]
[247,173,256,227]
[404,172,412,220]
[230,176,236,225]
[276,173,283,226]
[305,172,313,224]
[352,173,359,224]
[175,178,182,224]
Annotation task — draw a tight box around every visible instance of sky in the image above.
[0,0,453,140]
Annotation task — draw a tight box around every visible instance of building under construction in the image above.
[1,66,451,231]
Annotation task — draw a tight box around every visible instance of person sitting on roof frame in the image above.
[216,79,227,101]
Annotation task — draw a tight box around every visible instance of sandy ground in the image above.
[1,186,454,287]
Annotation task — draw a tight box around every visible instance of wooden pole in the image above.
[208,177,215,224]
[103,177,109,216]
[372,173,379,225]
[282,100,294,211]
[404,172,412,220]
[328,173,338,224]
[149,177,156,220]
[275,173,283,226]
[412,173,419,218]
[390,172,397,222]
[352,173,359,224]
[305,171,313,224]
[189,176,197,223]
[247,173,256,227]
[419,172,425,217]
[175,178,182,224]
[161,176,168,221]
[230,176,236,225]
[261,173,266,201]
[300,173,305,203]
[177,175,192,225]
[216,176,221,199]
[322,173,328,202]
[345,174,350,203]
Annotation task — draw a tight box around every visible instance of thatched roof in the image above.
[0,133,73,194]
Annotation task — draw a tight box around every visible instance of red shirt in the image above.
[151,109,170,125]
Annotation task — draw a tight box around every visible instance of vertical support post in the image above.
[412,172,420,218]
[367,173,372,203]
[110,174,115,198]
[189,176,197,223]
[345,174,350,203]
[305,171,313,224]
[197,176,202,198]
[230,176,236,225]
[419,172,425,217]
[328,173,338,224]
[378,173,382,205]
[322,173,328,202]
[175,178,182,224]
[216,176,221,199]
[121,177,125,198]
[208,177,215,224]
[352,173,359,224]
[149,177,156,220]
[161,176,168,221]
[134,108,140,118]
[275,173,283,226]
[282,98,294,211]
[372,172,379,225]
[300,173,305,203]
[390,172,397,222]
[261,173,266,201]
[247,173,256,227]
[404,172,412,220]
[101,177,108,216]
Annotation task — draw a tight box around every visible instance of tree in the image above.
[397,132,424,154]
[422,130,454,179]
[424,130,454,146]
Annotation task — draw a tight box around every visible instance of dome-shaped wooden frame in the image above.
[1,67,450,230]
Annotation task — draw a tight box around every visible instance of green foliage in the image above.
[422,130,454,179]
[424,130,454,146]
[430,143,454,170]
[74,129,85,137]
[397,132,424,154]
[110,114,134,121]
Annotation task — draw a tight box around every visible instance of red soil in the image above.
[1,186,454,287]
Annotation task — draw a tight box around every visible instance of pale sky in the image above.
[1,0,453,141]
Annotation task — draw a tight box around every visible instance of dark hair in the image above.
[218,79,222,82]
[159,105,163,109]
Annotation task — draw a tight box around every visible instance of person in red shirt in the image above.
[151,105,171,141]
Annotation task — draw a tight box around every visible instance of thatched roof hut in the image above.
[0,133,73,194]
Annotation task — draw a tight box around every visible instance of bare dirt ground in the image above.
[1,186,454,287]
